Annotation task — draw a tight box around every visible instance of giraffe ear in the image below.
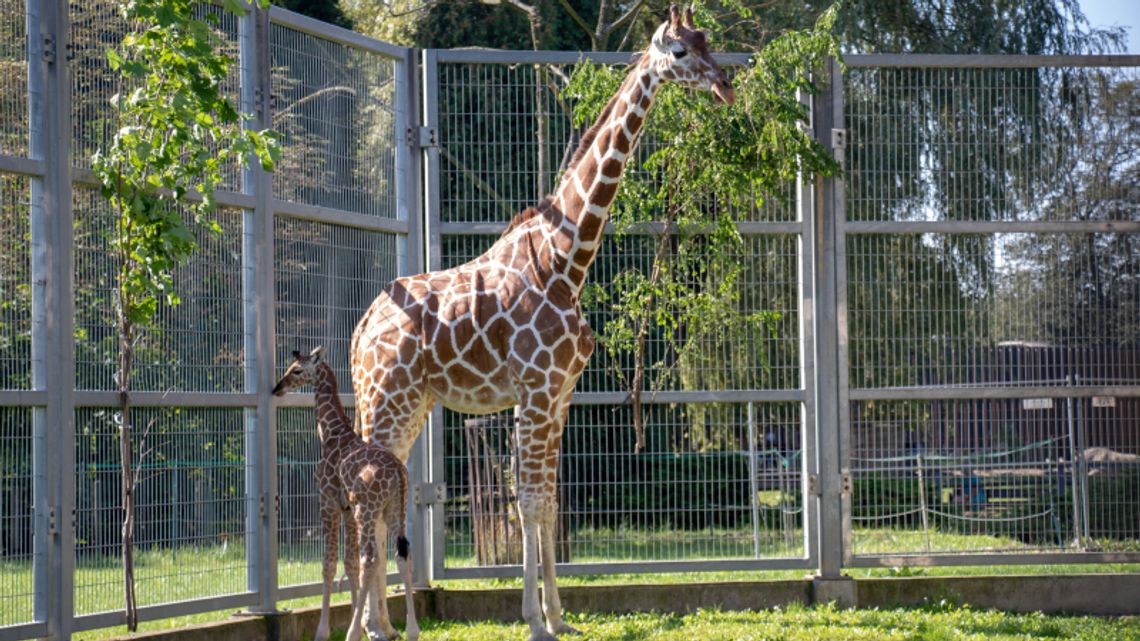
[292,350,301,360]
[310,345,324,361]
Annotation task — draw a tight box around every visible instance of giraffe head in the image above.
[648,4,735,104]
[272,346,325,396]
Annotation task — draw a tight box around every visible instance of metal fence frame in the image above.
[1,2,1139,638]
[0,3,422,640]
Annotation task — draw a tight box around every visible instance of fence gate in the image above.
[419,49,820,580]
[838,56,1140,568]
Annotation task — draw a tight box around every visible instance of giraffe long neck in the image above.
[548,58,661,294]
[313,363,353,449]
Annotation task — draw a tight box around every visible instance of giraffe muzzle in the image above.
[711,79,735,105]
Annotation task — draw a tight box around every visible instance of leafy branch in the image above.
[572,5,842,452]
[91,0,278,630]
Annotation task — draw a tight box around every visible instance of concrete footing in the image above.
[104,574,1140,641]
[812,575,858,608]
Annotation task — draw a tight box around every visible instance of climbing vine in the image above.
[92,0,278,629]
[570,5,842,451]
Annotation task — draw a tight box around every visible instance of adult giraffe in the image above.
[351,6,734,639]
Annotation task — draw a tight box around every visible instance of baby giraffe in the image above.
[273,347,419,641]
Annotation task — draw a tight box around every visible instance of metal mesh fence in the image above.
[73,407,249,616]
[73,188,247,393]
[844,62,1140,561]
[846,232,1140,389]
[269,23,400,218]
[0,407,33,627]
[846,66,1140,223]
[849,397,1139,556]
[0,174,30,390]
[0,0,26,157]
[443,402,805,567]
[274,218,400,391]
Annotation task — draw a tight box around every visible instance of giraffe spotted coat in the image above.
[351,7,735,640]
[273,347,418,641]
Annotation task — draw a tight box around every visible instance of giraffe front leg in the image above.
[518,489,558,641]
[315,502,340,641]
[539,499,579,636]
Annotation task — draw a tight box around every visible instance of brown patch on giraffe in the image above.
[476,291,503,321]
[447,362,484,390]
[591,180,618,206]
[552,336,576,366]
[513,327,540,360]
[452,318,478,353]
[613,130,632,155]
[510,290,544,326]
[433,330,458,364]
[600,158,622,180]
[533,349,552,370]
[572,247,595,268]
[560,189,586,219]
[578,214,603,242]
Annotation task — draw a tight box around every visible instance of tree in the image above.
[274,0,353,28]
[91,0,278,629]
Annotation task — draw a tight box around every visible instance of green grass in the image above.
[0,528,1137,639]
[337,605,1140,641]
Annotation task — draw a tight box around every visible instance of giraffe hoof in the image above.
[550,622,583,636]
[528,631,558,641]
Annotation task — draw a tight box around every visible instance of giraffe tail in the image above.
[396,535,410,560]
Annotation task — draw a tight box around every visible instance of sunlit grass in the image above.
[0,528,1135,639]
[378,605,1140,641]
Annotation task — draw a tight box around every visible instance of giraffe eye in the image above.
[672,48,688,60]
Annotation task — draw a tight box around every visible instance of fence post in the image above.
[397,43,433,589]
[809,57,854,604]
[29,0,77,637]
[420,48,448,584]
[240,3,279,614]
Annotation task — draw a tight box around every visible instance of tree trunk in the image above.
[118,319,138,632]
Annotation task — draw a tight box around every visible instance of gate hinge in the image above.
[259,494,266,519]
[47,507,57,536]
[42,34,55,64]
[414,482,446,506]
[407,126,437,148]
[831,128,847,150]
[807,475,820,497]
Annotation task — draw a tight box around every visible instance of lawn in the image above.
[0,526,1136,639]
[352,606,1140,641]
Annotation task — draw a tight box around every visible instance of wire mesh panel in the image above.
[276,406,323,588]
[0,174,30,390]
[849,398,1139,556]
[846,232,1140,389]
[274,218,400,388]
[73,407,249,616]
[443,402,805,569]
[72,188,246,392]
[0,0,25,157]
[844,60,1140,565]
[846,66,1140,223]
[269,22,400,218]
[0,407,33,627]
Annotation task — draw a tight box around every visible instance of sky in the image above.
[1079,0,1140,52]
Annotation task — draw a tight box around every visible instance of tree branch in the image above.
[556,0,597,49]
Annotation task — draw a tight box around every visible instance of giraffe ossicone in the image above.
[273,347,419,641]
[351,6,734,639]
